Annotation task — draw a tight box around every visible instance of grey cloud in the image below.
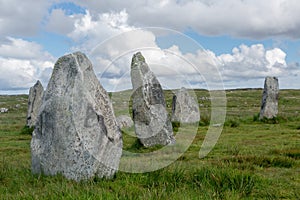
[0,0,53,37]
[46,9,76,35]
[73,0,300,39]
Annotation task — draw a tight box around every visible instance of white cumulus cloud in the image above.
[0,0,54,37]
[0,38,55,90]
[42,7,299,90]
[265,48,287,69]
[46,9,76,35]
[217,43,300,88]
[68,9,133,51]
[73,0,300,39]
[1,2,299,93]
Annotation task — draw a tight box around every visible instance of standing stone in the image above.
[131,52,175,147]
[31,52,122,181]
[26,80,44,127]
[116,115,134,129]
[171,87,200,123]
[259,76,279,119]
[0,108,8,113]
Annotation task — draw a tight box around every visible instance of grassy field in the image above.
[0,89,299,199]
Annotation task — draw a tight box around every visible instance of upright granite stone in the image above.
[26,80,44,127]
[131,52,175,147]
[171,87,200,123]
[259,76,279,119]
[31,52,122,181]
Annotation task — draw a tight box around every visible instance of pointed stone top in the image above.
[27,80,44,127]
[72,51,84,56]
[131,52,146,68]
[58,51,86,59]
[132,52,145,61]
[265,76,278,81]
[44,51,95,101]
[34,80,42,86]
[29,81,43,92]
[54,51,91,71]
[30,80,43,92]
[266,76,278,79]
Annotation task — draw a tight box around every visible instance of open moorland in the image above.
[0,89,299,199]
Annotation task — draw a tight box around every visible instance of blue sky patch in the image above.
[49,2,86,15]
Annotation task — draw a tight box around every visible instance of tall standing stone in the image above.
[259,76,279,119]
[131,52,175,147]
[171,87,200,123]
[31,52,122,181]
[26,80,44,127]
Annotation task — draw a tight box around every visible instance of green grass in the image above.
[0,89,300,199]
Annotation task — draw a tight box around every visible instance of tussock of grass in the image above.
[225,118,240,128]
[253,113,260,122]
[124,138,164,153]
[20,126,34,135]
[226,145,241,156]
[171,121,180,132]
[193,167,256,199]
[198,114,210,126]
[270,148,300,160]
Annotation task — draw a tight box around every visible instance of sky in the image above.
[0,0,300,94]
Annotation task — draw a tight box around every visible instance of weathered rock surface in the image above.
[171,87,200,123]
[116,115,133,129]
[0,108,8,113]
[259,76,279,119]
[131,52,175,147]
[26,80,44,127]
[31,52,122,181]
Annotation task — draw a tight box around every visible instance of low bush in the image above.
[225,119,240,128]
[171,121,180,132]
[253,113,260,122]
[199,114,210,126]
[20,126,34,135]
